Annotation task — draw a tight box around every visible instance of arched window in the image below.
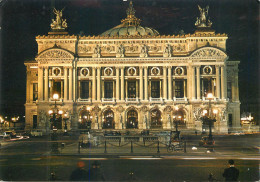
[103,109,115,129]
[127,110,138,129]
[79,110,92,129]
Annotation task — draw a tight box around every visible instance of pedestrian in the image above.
[70,161,88,181]
[222,159,239,181]
[87,160,105,181]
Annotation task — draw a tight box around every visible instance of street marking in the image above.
[181,158,217,160]
[239,158,260,160]
[129,158,162,160]
[79,158,107,160]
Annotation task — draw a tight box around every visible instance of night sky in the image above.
[0,0,259,119]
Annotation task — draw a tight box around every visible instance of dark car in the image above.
[104,131,121,136]
[199,136,215,146]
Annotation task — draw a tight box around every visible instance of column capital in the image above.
[167,66,172,69]
[39,66,44,69]
[43,66,49,69]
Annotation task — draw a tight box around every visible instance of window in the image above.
[128,81,136,98]
[53,80,61,97]
[33,115,37,129]
[151,81,160,98]
[202,78,212,97]
[104,81,113,98]
[33,83,38,101]
[175,80,184,98]
[80,81,89,99]
[228,114,232,127]
[227,82,232,100]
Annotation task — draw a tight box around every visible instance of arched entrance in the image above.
[127,110,138,129]
[172,109,186,128]
[79,110,92,130]
[150,109,162,128]
[103,109,115,129]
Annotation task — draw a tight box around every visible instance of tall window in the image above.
[227,82,232,100]
[202,78,212,97]
[128,81,136,98]
[175,81,184,98]
[151,81,160,98]
[80,81,89,99]
[53,80,61,97]
[104,81,113,98]
[33,83,38,101]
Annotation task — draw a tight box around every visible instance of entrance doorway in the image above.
[79,110,92,130]
[127,110,138,129]
[103,109,115,129]
[150,109,162,128]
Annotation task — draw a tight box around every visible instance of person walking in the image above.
[70,161,88,181]
[222,159,239,181]
[87,161,105,181]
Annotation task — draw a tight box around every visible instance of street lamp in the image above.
[201,93,216,144]
[173,115,182,140]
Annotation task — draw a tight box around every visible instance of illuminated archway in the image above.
[103,109,115,129]
[127,110,138,129]
[150,109,162,128]
[79,110,92,129]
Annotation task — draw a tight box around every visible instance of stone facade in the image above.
[24,3,240,133]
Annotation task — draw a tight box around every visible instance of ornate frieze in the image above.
[116,44,125,58]
[38,49,74,59]
[140,44,148,57]
[191,47,226,58]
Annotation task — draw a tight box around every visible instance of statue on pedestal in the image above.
[50,8,68,31]
[195,5,212,28]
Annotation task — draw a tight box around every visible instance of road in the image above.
[0,133,259,181]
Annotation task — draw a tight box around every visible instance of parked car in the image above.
[30,129,43,137]
[199,136,215,146]
[4,131,16,138]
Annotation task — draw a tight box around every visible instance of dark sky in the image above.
[0,0,259,117]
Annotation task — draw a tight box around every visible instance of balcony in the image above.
[126,98,139,103]
[173,97,188,103]
[102,98,115,104]
[149,97,164,103]
[77,98,92,103]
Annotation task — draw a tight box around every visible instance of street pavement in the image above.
[0,133,259,181]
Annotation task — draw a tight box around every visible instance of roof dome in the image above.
[100,1,159,37]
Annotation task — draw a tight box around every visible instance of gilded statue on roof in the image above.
[50,8,68,31]
[195,5,212,28]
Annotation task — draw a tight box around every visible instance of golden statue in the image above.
[51,8,67,31]
[195,5,212,28]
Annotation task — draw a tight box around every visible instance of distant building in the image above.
[24,2,240,133]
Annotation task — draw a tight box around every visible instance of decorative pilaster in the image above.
[38,66,44,101]
[168,67,172,100]
[92,67,96,101]
[163,67,167,100]
[64,67,68,101]
[97,67,101,101]
[216,65,220,99]
[69,67,73,101]
[44,67,49,101]
[144,66,148,101]
[139,67,143,100]
[120,67,125,101]
[221,66,226,99]
[116,67,120,101]
[192,66,196,100]
[196,66,201,100]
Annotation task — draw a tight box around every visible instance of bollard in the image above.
[157,141,160,153]
[130,141,133,153]
[104,140,107,153]
[78,142,81,154]
[184,141,187,153]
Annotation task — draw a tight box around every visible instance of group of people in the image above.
[70,159,239,181]
[70,161,105,181]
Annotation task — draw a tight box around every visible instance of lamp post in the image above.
[63,113,69,136]
[173,115,182,140]
[0,116,4,129]
[201,93,216,143]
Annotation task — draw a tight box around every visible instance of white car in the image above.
[30,130,43,137]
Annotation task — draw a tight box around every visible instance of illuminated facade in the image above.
[24,2,240,133]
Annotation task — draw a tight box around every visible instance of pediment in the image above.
[37,48,74,59]
[190,47,227,58]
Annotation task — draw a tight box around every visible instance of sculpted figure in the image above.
[51,8,67,30]
[195,5,212,28]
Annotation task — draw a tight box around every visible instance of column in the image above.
[144,66,148,101]
[116,67,120,101]
[221,66,226,99]
[44,67,49,101]
[191,66,196,100]
[139,67,143,100]
[69,67,73,101]
[92,67,96,101]
[216,65,220,99]
[163,67,167,100]
[73,62,77,101]
[120,67,125,101]
[38,66,43,101]
[168,66,172,100]
[97,67,101,101]
[196,66,201,100]
[64,67,68,101]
